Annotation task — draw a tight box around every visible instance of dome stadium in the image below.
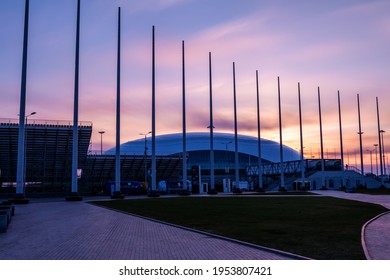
[106,132,300,164]
[106,132,301,192]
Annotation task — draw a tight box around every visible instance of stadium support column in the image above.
[71,0,81,196]
[151,26,157,191]
[357,94,364,183]
[376,97,384,186]
[182,41,187,190]
[338,91,345,188]
[209,52,215,192]
[318,87,325,188]
[16,0,30,198]
[277,77,285,189]
[115,7,121,193]
[256,70,263,190]
[298,82,305,188]
[233,62,239,191]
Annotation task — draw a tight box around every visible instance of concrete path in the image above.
[312,190,390,260]
[0,198,300,260]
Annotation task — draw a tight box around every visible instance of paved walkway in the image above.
[0,197,300,260]
[312,190,390,260]
[1,191,389,260]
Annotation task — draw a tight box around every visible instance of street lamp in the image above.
[98,131,105,155]
[140,131,152,184]
[374,144,379,176]
[367,148,374,174]
[23,111,36,191]
[221,141,232,172]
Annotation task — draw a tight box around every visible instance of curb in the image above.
[90,202,310,260]
[361,210,390,260]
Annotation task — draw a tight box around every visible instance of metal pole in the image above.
[182,40,187,190]
[374,144,379,176]
[277,77,285,189]
[318,87,325,188]
[71,0,81,194]
[256,70,263,190]
[144,135,147,184]
[98,131,105,155]
[367,149,373,174]
[377,97,384,186]
[338,91,345,187]
[151,26,156,191]
[16,0,30,195]
[233,62,239,190]
[115,7,121,192]
[357,94,364,179]
[298,82,305,188]
[23,112,36,191]
[139,131,151,184]
[381,130,386,176]
[209,52,214,191]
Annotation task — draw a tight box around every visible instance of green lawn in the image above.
[91,196,386,260]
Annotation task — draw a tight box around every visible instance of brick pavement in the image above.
[0,198,300,260]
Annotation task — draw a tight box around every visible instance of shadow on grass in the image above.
[91,196,386,260]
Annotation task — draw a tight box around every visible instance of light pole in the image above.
[221,141,232,191]
[380,130,386,176]
[367,148,374,174]
[140,131,152,185]
[24,111,36,191]
[374,144,379,176]
[98,131,105,155]
[221,141,232,170]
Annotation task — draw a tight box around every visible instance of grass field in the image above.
[92,196,386,260]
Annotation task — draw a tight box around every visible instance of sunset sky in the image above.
[1,0,389,171]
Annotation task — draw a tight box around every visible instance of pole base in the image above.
[147,190,160,197]
[110,191,125,199]
[207,189,218,195]
[65,192,83,201]
[179,189,191,196]
[8,194,30,204]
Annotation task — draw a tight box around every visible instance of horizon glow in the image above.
[1,0,389,173]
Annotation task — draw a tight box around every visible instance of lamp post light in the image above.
[374,144,379,176]
[98,131,105,155]
[367,148,374,174]
[140,131,152,185]
[221,141,232,173]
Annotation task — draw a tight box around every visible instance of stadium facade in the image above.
[1,120,303,195]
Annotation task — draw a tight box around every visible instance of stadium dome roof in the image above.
[106,132,300,163]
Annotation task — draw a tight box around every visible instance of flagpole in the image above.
[233,62,239,191]
[338,91,345,188]
[318,87,325,188]
[256,70,263,190]
[115,7,121,193]
[16,0,30,200]
[278,77,285,189]
[298,82,305,188]
[182,40,187,190]
[209,52,215,192]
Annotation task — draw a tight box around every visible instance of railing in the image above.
[247,158,343,176]
[0,118,92,127]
